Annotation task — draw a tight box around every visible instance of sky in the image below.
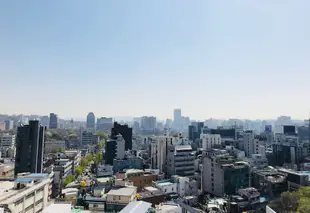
[0,0,310,120]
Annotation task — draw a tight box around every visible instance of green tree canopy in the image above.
[64,174,75,186]
[97,139,105,149]
[95,152,103,165]
[80,157,88,167]
[74,165,84,176]
[86,153,93,162]
[96,130,108,140]
[269,187,310,213]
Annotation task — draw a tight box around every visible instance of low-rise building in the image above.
[113,156,143,173]
[0,173,52,213]
[248,154,268,170]
[252,169,287,197]
[44,141,65,153]
[122,169,158,191]
[106,187,137,212]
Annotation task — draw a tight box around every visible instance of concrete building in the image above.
[0,134,16,158]
[200,134,221,150]
[167,145,194,177]
[0,173,52,213]
[49,113,58,129]
[4,120,14,131]
[150,133,188,173]
[113,156,143,173]
[53,159,73,195]
[105,134,126,165]
[141,116,157,133]
[44,140,65,153]
[106,187,137,212]
[81,131,99,146]
[15,121,45,176]
[244,132,266,157]
[40,116,49,128]
[121,169,158,191]
[96,117,113,131]
[202,149,250,196]
[0,122,5,131]
[86,112,96,133]
[248,154,268,169]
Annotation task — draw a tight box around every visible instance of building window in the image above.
[14,199,23,206]
[93,204,98,208]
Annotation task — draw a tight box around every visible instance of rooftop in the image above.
[120,201,152,213]
[43,203,72,213]
[107,187,136,196]
[154,180,175,186]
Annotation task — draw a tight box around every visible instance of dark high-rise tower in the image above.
[49,113,58,129]
[14,120,45,176]
[111,122,132,150]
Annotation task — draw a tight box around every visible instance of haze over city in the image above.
[1,1,310,120]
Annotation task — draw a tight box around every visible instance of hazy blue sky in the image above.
[1,1,310,120]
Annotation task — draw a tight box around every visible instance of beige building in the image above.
[106,187,137,212]
[0,173,53,213]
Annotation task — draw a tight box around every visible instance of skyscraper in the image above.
[49,113,58,129]
[173,109,182,130]
[14,120,45,176]
[86,112,96,133]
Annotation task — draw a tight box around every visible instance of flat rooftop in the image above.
[107,187,136,196]
[43,203,72,213]
[155,181,174,186]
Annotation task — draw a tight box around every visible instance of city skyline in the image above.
[1,1,310,119]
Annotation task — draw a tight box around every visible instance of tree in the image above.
[80,157,88,167]
[95,152,103,165]
[96,130,108,140]
[75,166,83,176]
[86,153,93,162]
[269,187,310,213]
[97,139,105,149]
[64,174,75,186]
[55,147,64,153]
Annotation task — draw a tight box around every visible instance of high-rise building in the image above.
[96,117,113,131]
[49,113,58,129]
[40,115,50,127]
[173,109,182,130]
[140,116,156,132]
[4,120,14,130]
[202,149,250,196]
[14,120,45,176]
[86,112,96,133]
[105,134,125,165]
[150,132,188,173]
[111,122,132,150]
[167,145,195,177]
